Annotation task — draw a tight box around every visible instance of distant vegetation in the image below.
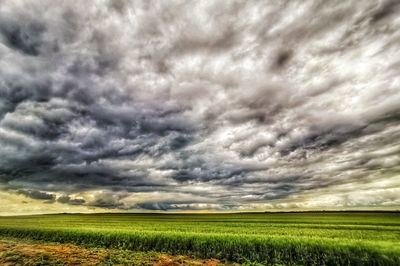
[0,212,399,265]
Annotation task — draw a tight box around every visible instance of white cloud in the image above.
[0,0,399,213]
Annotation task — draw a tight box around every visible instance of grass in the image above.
[0,212,399,265]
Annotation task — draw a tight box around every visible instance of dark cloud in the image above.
[0,20,46,56]
[18,190,55,201]
[135,201,238,211]
[0,0,399,212]
[57,195,85,205]
[135,201,180,211]
[370,0,400,23]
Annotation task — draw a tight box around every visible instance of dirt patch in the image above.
[155,254,225,266]
[0,239,104,265]
[0,238,237,266]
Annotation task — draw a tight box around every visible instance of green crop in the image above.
[0,212,399,265]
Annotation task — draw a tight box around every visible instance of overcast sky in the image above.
[1,0,399,215]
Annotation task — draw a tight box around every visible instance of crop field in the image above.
[0,212,399,265]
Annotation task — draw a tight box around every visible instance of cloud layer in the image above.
[1,0,400,213]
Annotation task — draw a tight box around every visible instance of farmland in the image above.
[0,212,399,265]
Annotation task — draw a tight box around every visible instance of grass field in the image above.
[0,212,399,265]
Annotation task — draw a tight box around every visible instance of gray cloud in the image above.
[0,0,399,212]
[18,189,55,201]
[57,195,85,205]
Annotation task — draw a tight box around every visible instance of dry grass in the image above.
[0,238,236,266]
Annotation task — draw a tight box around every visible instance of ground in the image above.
[0,238,238,266]
[1,212,398,265]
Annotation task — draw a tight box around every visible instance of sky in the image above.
[0,0,400,215]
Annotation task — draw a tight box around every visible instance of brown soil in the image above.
[0,239,104,265]
[155,254,224,266]
[0,238,237,266]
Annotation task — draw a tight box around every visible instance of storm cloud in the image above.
[0,0,399,213]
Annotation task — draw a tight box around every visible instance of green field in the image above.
[0,212,399,265]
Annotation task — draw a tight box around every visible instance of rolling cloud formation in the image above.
[0,0,400,213]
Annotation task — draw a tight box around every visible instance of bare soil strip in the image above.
[0,238,236,266]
